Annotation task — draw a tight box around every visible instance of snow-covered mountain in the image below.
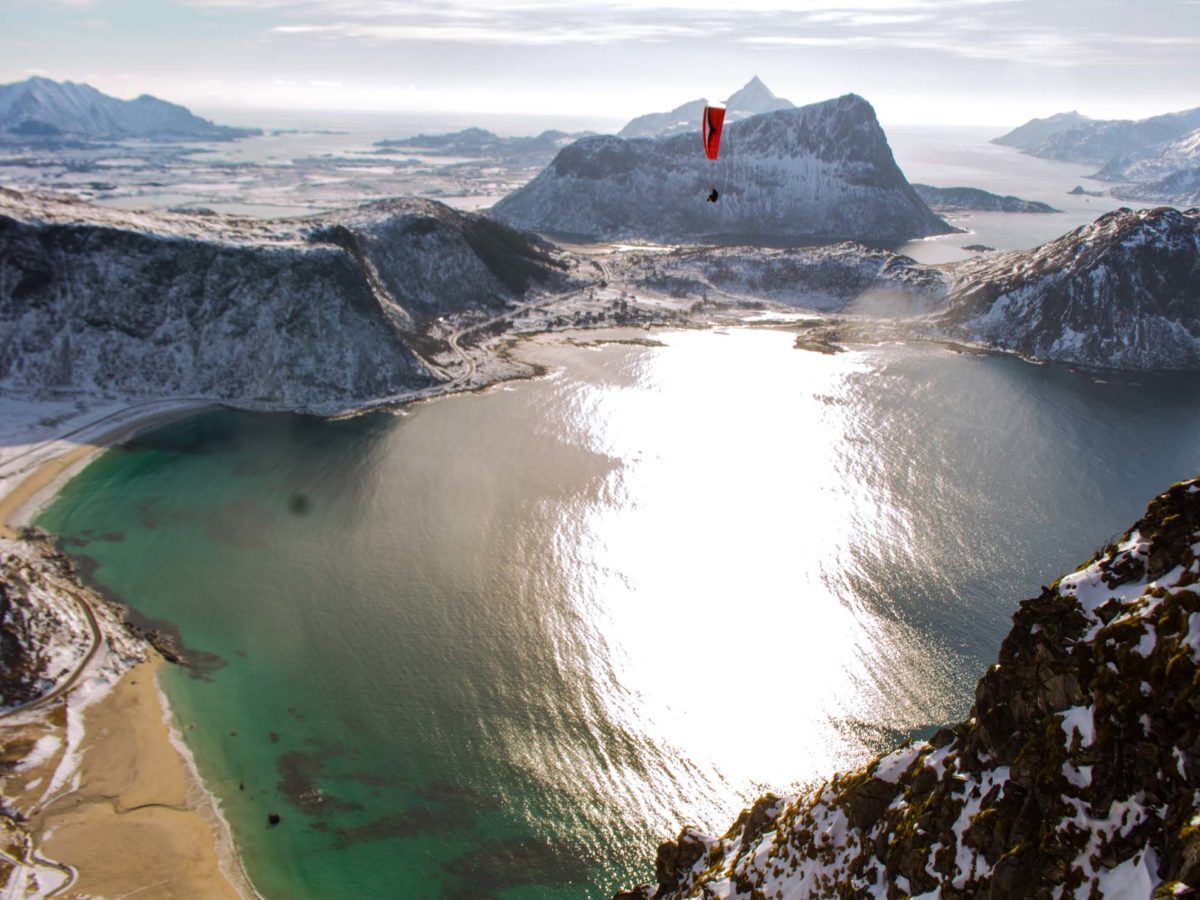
[617,76,792,139]
[0,189,566,407]
[619,474,1200,898]
[493,94,953,243]
[938,206,1200,370]
[994,106,1200,165]
[0,77,258,141]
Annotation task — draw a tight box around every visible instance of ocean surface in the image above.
[38,331,1200,897]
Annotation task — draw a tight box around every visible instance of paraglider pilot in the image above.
[707,188,719,203]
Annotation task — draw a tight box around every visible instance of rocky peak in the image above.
[724,76,791,115]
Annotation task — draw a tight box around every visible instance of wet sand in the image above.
[32,657,254,898]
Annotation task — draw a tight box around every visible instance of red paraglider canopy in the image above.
[702,104,726,161]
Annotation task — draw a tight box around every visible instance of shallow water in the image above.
[38,330,1200,897]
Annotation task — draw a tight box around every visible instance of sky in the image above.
[2,0,1199,127]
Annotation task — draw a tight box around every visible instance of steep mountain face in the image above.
[0,190,565,407]
[994,106,1200,165]
[937,206,1200,370]
[0,77,257,141]
[617,76,793,139]
[493,94,953,243]
[912,184,1059,213]
[620,476,1200,899]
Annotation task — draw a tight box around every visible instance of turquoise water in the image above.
[37,330,1200,898]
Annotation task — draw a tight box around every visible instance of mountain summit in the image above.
[617,76,793,139]
[494,93,952,243]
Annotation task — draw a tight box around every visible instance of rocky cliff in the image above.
[493,94,953,244]
[621,476,1200,898]
[0,189,567,408]
[937,206,1200,371]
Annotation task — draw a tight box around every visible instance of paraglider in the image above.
[702,103,725,203]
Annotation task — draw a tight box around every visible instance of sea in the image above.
[33,121,1198,898]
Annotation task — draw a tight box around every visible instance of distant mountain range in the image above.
[995,104,1200,206]
[492,93,954,244]
[618,76,793,139]
[0,76,258,142]
[994,105,1200,165]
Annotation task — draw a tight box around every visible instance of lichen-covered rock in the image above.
[620,477,1200,899]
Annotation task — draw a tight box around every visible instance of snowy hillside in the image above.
[938,206,1200,370]
[0,189,566,407]
[0,77,257,141]
[617,76,792,140]
[619,476,1200,898]
[493,94,953,243]
[612,242,944,314]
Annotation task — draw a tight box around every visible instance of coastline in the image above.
[0,400,257,898]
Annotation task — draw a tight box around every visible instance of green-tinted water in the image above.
[37,330,1200,897]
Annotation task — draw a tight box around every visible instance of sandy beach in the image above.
[0,402,256,898]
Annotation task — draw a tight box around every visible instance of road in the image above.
[0,578,102,721]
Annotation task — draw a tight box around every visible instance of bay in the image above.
[37,329,1200,897]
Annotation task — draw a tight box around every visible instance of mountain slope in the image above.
[995,106,1200,165]
[0,77,257,141]
[493,94,953,243]
[620,475,1200,898]
[992,110,1093,151]
[937,206,1200,370]
[0,189,565,407]
[618,76,792,139]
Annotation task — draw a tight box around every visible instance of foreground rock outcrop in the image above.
[620,477,1200,898]
[0,189,568,407]
[492,94,953,244]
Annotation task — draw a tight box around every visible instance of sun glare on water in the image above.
[529,328,945,832]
